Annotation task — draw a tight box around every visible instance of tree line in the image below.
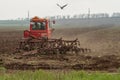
[49,12,120,20]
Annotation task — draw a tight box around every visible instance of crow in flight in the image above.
[57,4,68,9]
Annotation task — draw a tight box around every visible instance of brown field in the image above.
[0,26,120,72]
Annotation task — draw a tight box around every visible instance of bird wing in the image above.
[56,4,61,7]
[62,4,68,8]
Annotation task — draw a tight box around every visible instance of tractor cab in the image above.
[30,16,47,31]
[24,16,54,39]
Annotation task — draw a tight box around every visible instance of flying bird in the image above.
[57,4,68,9]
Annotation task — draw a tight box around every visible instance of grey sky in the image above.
[0,0,120,19]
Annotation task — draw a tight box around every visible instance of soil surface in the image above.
[0,26,120,72]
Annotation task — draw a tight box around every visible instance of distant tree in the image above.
[112,13,120,17]
[56,15,61,19]
[67,15,70,19]
[56,16,59,19]
[78,14,85,19]
[50,16,56,20]
[63,16,66,19]
[104,13,109,18]
[73,14,78,19]
[91,14,97,18]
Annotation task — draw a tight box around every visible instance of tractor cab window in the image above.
[32,22,46,30]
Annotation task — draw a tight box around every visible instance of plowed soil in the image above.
[0,26,120,72]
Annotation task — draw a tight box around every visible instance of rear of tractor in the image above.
[18,16,90,55]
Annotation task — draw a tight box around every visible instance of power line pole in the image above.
[28,10,30,20]
[88,8,90,19]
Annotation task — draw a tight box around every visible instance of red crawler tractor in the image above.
[18,16,90,55]
[24,16,53,39]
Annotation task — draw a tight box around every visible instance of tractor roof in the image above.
[31,16,48,22]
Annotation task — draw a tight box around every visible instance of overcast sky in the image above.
[0,0,120,20]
